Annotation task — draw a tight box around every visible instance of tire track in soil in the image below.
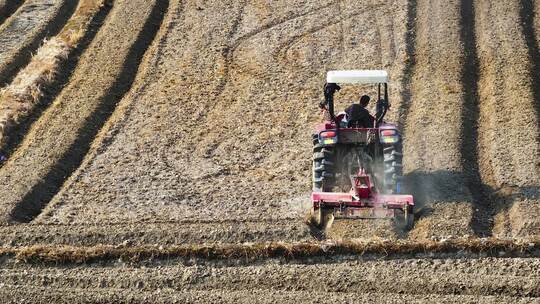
[397,0,425,234]
[393,0,417,224]
[208,1,339,123]
[0,0,78,87]
[373,10,383,68]
[211,0,248,100]
[0,0,169,223]
[0,2,112,168]
[393,1,417,233]
[337,0,345,56]
[374,0,397,70]
[230,1,339,66]
[188,0,249,155]
[0,0,23,26]
[274,3,386,64]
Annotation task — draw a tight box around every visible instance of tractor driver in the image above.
[345,95,375,128]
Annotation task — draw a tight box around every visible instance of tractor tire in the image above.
[394,207,414,231]
[383,143,403,194]
[312,207,334,230]
[313,136,334,191]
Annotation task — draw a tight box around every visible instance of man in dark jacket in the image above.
[345,95,375,128]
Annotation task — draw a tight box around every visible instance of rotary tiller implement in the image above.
[311,168,414,229]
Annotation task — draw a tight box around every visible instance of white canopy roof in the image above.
[326,70,388,84]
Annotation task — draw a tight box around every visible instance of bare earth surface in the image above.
[1,257,539,303]
[0,0,162,224]
[474,0,540,238]
[35,0,410,241]
[402,0,476,240]
[3,290,534,304]
[0,0,538,302]
[0,220,313,246]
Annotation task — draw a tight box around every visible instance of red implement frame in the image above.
[311,170,413,219]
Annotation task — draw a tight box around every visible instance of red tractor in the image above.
[312,70,414,230]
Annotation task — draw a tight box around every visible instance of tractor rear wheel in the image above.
[312,207,334,230]
[383,143,403,194]
[395,207,414,231]
[312,135,334,191]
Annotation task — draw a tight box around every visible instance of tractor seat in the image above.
[347,120,372,128]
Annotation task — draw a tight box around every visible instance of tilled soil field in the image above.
[474,0,540,238]
[402,0,476,240]
[35,0,410,241]
[0,0,538,302]
[0,0,163,224]
[1,256,539,303]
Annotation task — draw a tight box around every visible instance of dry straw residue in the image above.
[0,0,107,148]
[2,238,538,265]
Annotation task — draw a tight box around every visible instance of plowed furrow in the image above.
[0,0,23,26]
[0,220,312,246]
[0,0,168,223]
[0,0,111,160]
[1,287,533,304]
[0,258,538,298]
[474,0,540,238]
[404,0,475,239]
[37,0,262,225]
[0,0,77,86]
